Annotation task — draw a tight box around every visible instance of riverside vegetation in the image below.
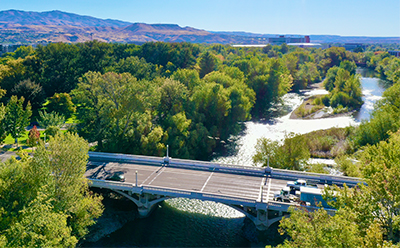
[0,41,400,246]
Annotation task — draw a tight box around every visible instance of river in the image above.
[82,70,386,247]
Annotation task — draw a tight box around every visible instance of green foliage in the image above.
[27,125,40,147]
[46,92,76,119]
[38,111,65,129]
[11,79,46,111]
[278,206,388,248]
[73,71,164,154]
[0,133,103,246]
[199,51,217,78]
[253,133,310,170]
[3,96,32,143]
[45,125,60,138]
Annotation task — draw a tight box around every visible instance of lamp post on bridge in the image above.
[135,170,138,187]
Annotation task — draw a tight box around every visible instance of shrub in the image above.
[27,125,40,147]
[45,126,60,138]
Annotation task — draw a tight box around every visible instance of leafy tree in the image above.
[323,66,340,91]
[0,58,27,96]
[9,45,35,59]
[73,71,163,154]
[3,96,32,144]
[339,60,357,75]
[33,43,80,97]
[0,133,103,247]
[253,133,310,170]
[27,125,40,147]
[11,79,46,111]
[199,51,217,78]
[296,62,321,89]
[45,126,61,138]
[37,111,65,129]
[46,93,76,119]
[171,68,201,92]
[277,206,388,248]
[111,56,159,80]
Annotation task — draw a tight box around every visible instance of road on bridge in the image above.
[85,160,304,203]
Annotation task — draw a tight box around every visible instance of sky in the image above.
[1,0,399,37]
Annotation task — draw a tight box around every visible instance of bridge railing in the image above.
[269,168,362,187]
[89,178,259,207]
[89,178,336,213]
[88,151,364,186]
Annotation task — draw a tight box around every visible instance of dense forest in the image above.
[1,41,400,246]
[0,41,373,160]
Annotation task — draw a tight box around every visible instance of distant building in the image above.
[343,43,365,51]
[268,35,310,45]
[388,50,400,57]
[0,44,24,56]
[287,43,322,48]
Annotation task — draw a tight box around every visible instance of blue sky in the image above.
[1,0,399,37]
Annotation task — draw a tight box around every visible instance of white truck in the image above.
[286,179,318,192]
[273,186,300,203]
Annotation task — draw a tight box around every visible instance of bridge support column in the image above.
[252,209,285,230]
[113,190,167,218]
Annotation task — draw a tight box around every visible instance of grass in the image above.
[2,129,67,152]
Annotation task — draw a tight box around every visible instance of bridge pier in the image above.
[113,190,167,218]
[229,205,287,230]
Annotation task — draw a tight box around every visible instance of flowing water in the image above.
[83,70,386,247]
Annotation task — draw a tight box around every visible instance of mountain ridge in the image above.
[0,9,398,44]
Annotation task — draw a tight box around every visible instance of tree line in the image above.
[0,41,362,160]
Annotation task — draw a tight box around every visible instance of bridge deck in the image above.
[85,161,296,203]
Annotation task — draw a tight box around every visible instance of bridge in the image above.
[85,152,362,230]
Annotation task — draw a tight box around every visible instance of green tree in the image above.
[0,133,103,247]
[277,206,388,248]
[73,71,163,154]
[37,111,65,129]
[3,96,32,145]
[253,133,310,170]
[199,51,217,78]
[11,79,46,111]
[46,92,76,119]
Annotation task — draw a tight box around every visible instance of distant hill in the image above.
[0,9,131,27]
[0,10,398,44]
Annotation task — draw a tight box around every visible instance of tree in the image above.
[11,79,46,111]
[37,111,65,129]
[277,206,388,248]
[73,71,163,154]
[46,93,76,119]
[27,125,40,147]
[199,51,217,78]
[253,133,310,170]
[0,132,103,246]
[3,96,32,145]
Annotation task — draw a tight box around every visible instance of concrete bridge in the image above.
[85,151,362,230]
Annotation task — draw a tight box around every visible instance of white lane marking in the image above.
[258,177,266,202]
[142,166,165,185]
[200,172,214,192]
[266,178,272,203]
[147,166,166,185]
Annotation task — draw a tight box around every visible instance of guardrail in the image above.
[88,151,364,186]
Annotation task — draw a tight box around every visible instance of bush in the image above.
[27,126,40,147]
[45,126,60,138]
